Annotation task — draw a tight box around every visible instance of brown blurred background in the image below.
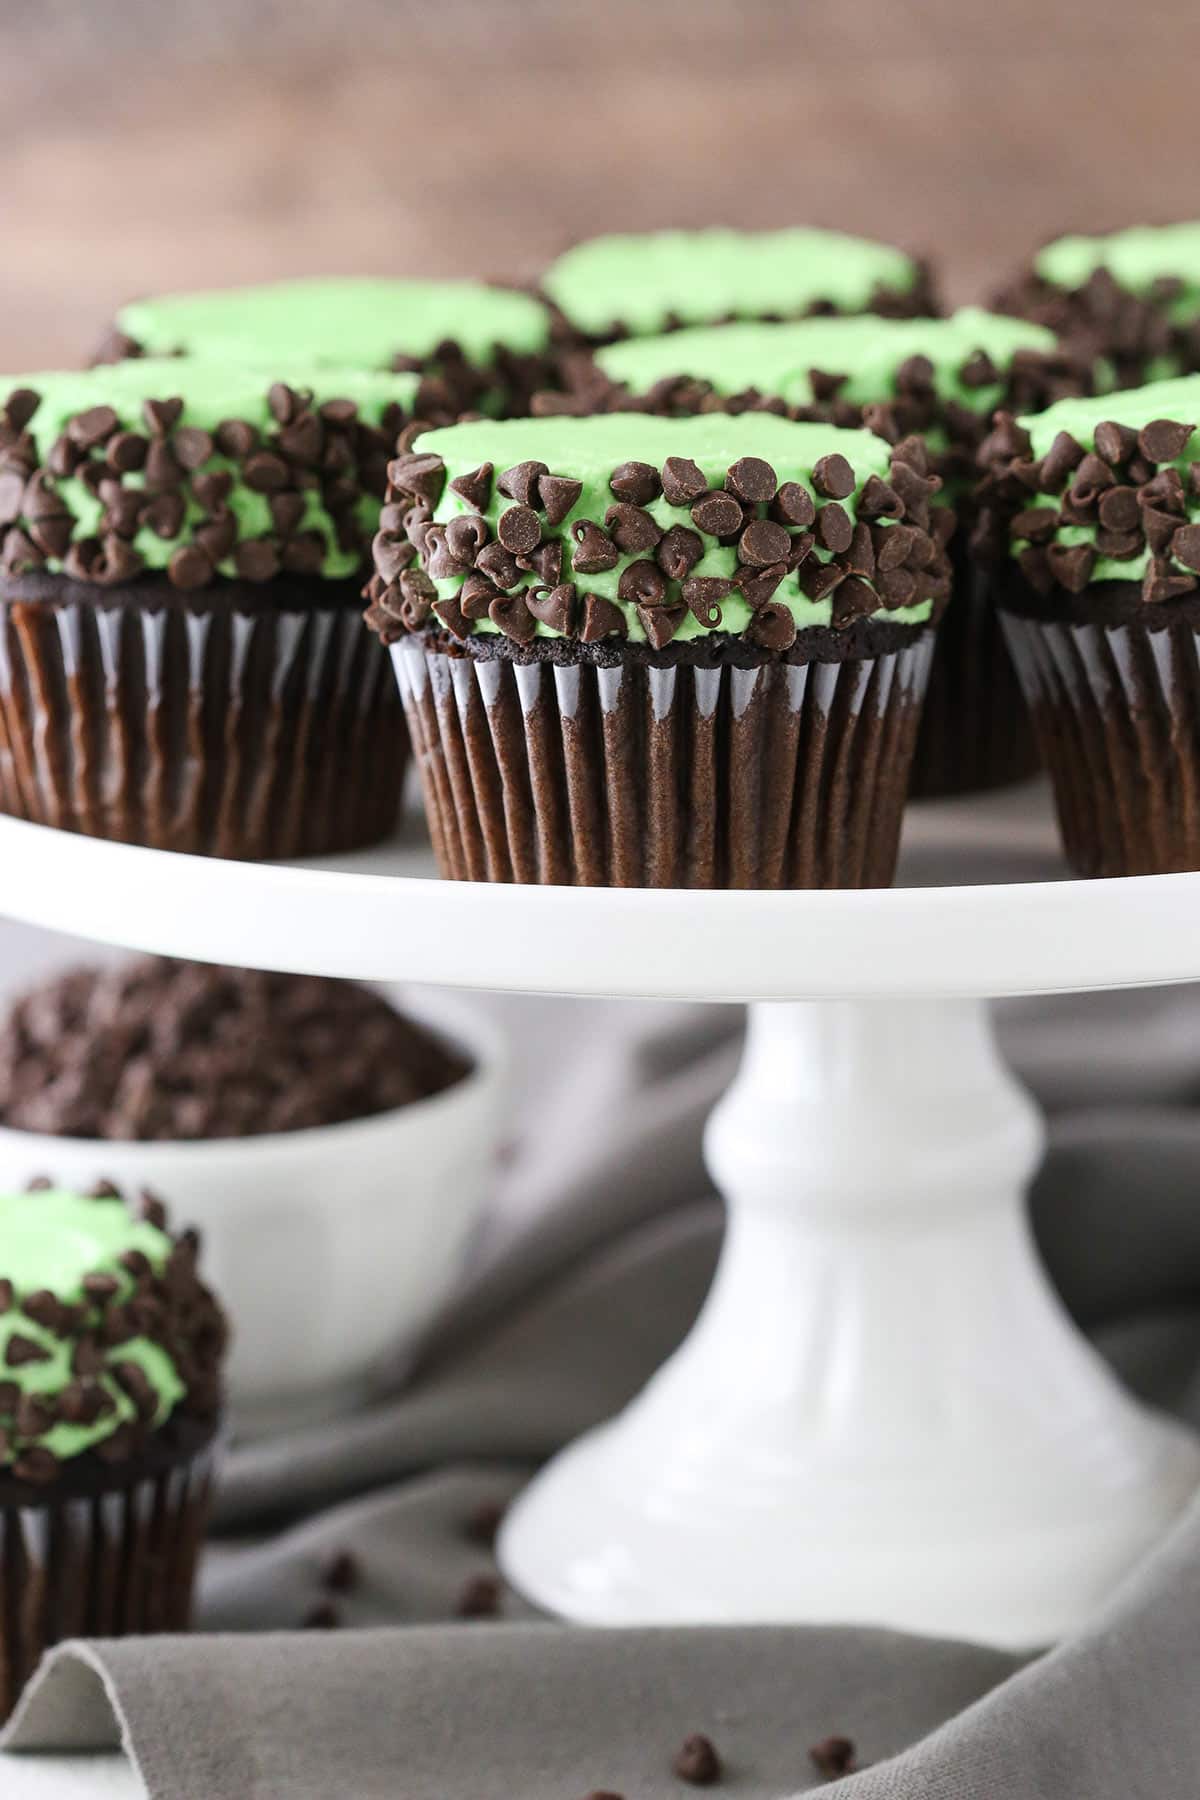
[4,0,1200,368]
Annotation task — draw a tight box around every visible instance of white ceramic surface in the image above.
[499,999,1200,1647]
[1,781,1200,999]
[0,995,506,1415]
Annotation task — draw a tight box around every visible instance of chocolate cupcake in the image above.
[0,358,420,858]
[977,377,1200,876]
[996,223,1200,387]
[99,277,558,419]
[541,227,938,347]
[0,1182,225,1718]
[562,308,1103,795]
[364,413,953,889]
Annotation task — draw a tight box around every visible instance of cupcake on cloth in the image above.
[0,357,422,858]
[995,223,1200,386]
[560,308,1103,796]
[0,1181,226,1718]
[540,227,938,347]
[977,376,1200,876]
[98,277,557,419]
[364,412,953,888]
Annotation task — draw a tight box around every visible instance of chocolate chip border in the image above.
[976,407,1200,607]
[0,1180,226,1484]
[994,261,1196,386]
[364,439,953,656]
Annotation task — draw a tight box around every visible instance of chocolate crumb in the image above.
[809,1735,857,1780]
[672,1732,722,1785]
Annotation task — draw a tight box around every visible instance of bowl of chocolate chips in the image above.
[0,957,505,1413]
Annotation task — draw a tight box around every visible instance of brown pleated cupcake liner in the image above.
[1002,609,1200,877]
[0,599,405,860]
[910,553,1039,799]
[0,1436,216,1722]
[391,632,934,888]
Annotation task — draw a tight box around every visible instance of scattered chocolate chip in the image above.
[1046,542,1096,593]
[1143,559,1198,604]
[571,520,620,574]
[497,460,549,507]
[832,574,879,626]
[1011,507,1061,543]
[167,544,215,591]
[1172,523,1200,571]
[810,1734,857,1780]
[67,405,119,450]
[143,492,185,539]
[320,1550,360,1593]
[234,539,281,583]
[877,567,917,607]
[661,456,707,505]
[681,575,732,627]
[4,388,40,431]
[526,583,577,634]
[242,451,290,493]
[215,418,257,458]
[1141,505,1181,555]
[815,503,853,553]
[738,518,791,567]
[691,491,743,537]
[638,601,687,648]
[278,414,323,465]
[21,1290,66,1334]
[1093,421,1138,467]
[1096,486,1140,533]
[745,599,797,649]
[605,502,662,553]
[811,453,855,499]
[388,452,446,508]
[579,592,627,642]
[430,595,470,640]
[488,593,537,642]
[1138,419,1194,464]
[738,561,788,608]
[172,426,214,470]
[617,560,667,606]
[5,1334,51,1368]
[609,460,662,505]
[538,473,583,526]
[268,382,301,425]
[301,1601,341,1630]
[476,541,522,590]
[448,463,493,510]
[672,1733,722,1786]
[1036,431,1085,493]
[725,456,776,504]
[856,474,900,520]
[455,1574,501,1619]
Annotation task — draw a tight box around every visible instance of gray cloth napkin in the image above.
[4,988,1200,1798]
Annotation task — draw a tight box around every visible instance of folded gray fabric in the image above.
[3,989,1200,1798]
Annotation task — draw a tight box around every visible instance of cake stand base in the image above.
[499,998,1200,1648]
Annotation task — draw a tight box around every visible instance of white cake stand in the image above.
[0,782,1198,1649]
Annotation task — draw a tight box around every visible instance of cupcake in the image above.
[0,357,420,858]
[558,308,1103,795]
[98,277,557,419]
[995,223,1200,386]
[0,1181,226,1717]
[977,376,1200,876]
[364,412,953,889]
[541,227,938,347]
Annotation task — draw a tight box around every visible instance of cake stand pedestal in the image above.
[499,995,1200,1646]
[0,782,1197,1647]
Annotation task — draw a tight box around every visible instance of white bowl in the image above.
[0,992,506,1417]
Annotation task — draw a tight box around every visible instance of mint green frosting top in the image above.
[1036,224,1200,311]
[596,308,1057,411]
[115,278,553,369]
[4,357,421,583]
[416,412,945,639]
[542,228,921,340]
[1013,376,1200,587]
[0,1189,185,1467]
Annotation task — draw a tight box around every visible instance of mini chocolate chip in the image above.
[856,474,900,520]
[605,502,662,553]
[13,1446,60,1485]
[655,525,704,581]
[528,540,563,585]
[1096,528,1142,559]
[959,348,999,389]
[494,506,540,556]
[143,493,185,538]
[661,456,707,505]
[1097,486,1140,533]
[215,418,258,458]
[168,544,214,590]
[1046,542,1096,593]
[1142,505,1181,554]
[455,1573,501,1619]
[15,1393,56,1439]
[745,599,797,649]
[672,1733,722,1786]
[388,452,446,508]
[1011,507,1061,543]
[30,515,74,558]
[172,426,214,470]
[832,575,879,626]
[195,514,237,562]
[497,460,549,507]
[1138,419,1194,463]
[1172,523,1200,571]
[738,518,791,567]
[1143,559,1198,603]
[1093,421,1139,467]
[725,456,776,504]
[301,1600,341,1630]
[71,1336,105,1377]
[139,1191,167,1229]
[321,1550,360,1593]
[106,431,148,474]
[445,514,489,566]
[192,470,233,511]
[895,352,935,393]
[22,1290,65,1333]
[83,1272,119,1302]
[681,575,732,627]
[242,451,290,493]
[771,482,817,527]
[571,520,620,574]
[638,601,687,648]
[476,541,521,589]
[278,413,323,465]
[609,461,662,505]
[579,593,627,642]
[4,387,40,430]
[319,397,359,427]
[448,463,493,510]
[141,396,183,437]
[526,583,577,634]
[538,473,583,526]
[68,405,119,450]
[234,539,281,582]
[810,1734,857,1780]
[691,491,743,537]
[799,559,845,600]
[846,522,876,578]
[811,453,855,499]
[488,593,537,643]
[282,531,326,576]
[5,1334,51,1367]
[808,366,847,400]
[877,567,917,607]
[815,503,853,553]
[618,560,667,606]
[430,595,470,640]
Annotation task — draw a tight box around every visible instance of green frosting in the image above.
[543,228,921,340]
[1036,224,1200,312]
[0,1189,184,1466]
[115,278,553,369]
[3,357,421,583]
[415,412,945,640]
[596,307,1058,412]
[1013,376,1200,588]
